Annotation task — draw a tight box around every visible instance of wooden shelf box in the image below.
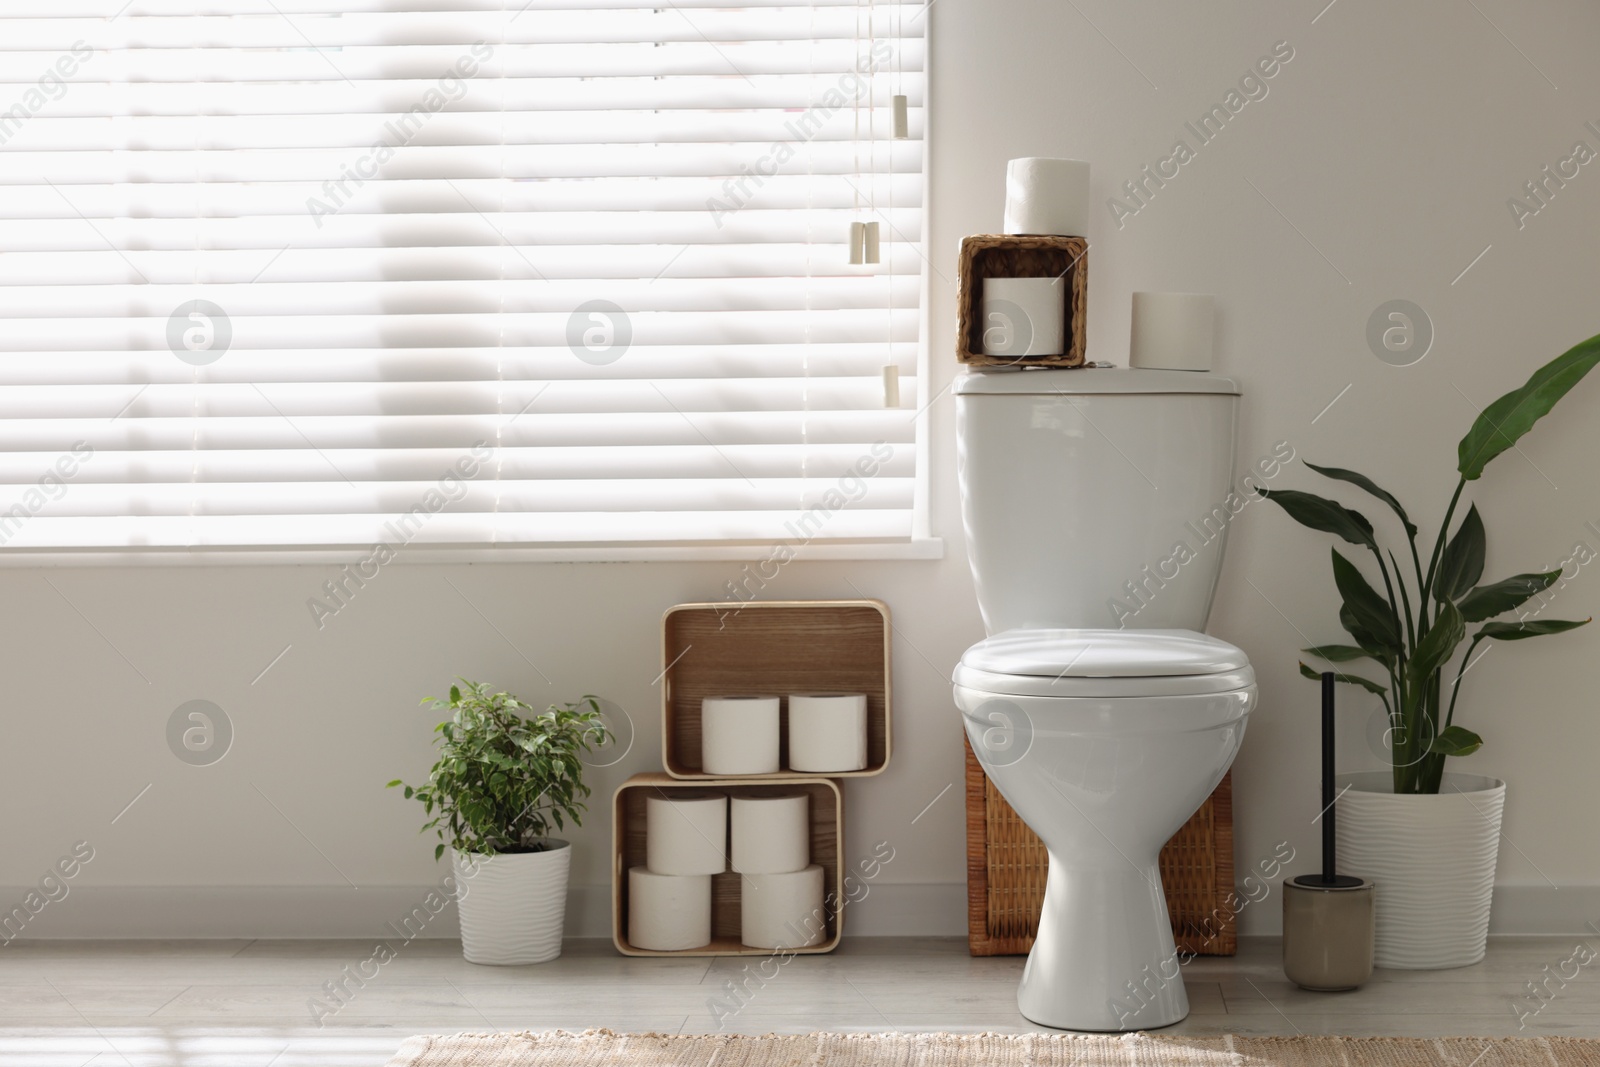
[660,599,891,780]
[955,234,1089,368]
[612,773,843,957]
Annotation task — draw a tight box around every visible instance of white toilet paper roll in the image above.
[730,794,810,874]
[740,864,827,949]
[787,694,869,773]
[628,867,711,951]
[1129,292,1214,372]
[981,276,1065,358]
[701,696,781,775]
[645,793,727,876]
[1003,157,1091,237]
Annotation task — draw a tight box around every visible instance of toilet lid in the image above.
[953,629,1255,698]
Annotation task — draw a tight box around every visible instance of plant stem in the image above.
[1372,550,1409,668]
[1407,538,1427,628]
[1422,478,1467,606]
[1389,670,1409,793]
[1444,635,1485,731]
[1415,483,1463,796]
[1389,549,1417,649]
[1421,673,1446,792]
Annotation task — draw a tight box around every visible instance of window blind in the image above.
[0,0,925,550]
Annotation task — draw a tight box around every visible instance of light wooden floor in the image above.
[0,936,1594,1065]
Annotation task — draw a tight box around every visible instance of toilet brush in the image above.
[1281,671,1376,991]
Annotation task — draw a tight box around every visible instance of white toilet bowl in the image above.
[955,629,1255,1031]
[953,366,1255,1030]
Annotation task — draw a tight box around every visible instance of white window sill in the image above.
[0,539,945,567]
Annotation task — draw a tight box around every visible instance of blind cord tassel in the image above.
[882,365,900,408]
[850,221,880,265]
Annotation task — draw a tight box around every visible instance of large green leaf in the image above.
[1434,504,1486,602]
[1457,570,1562,622]
[1333,547,1401,650]
[1304,462,1418,539]
[1299,661,1388,696]
[1302,644,1378,662]
[1257,488,1376,549]
[1477,618,1591,640]
[1458,332,1600,480]
[1429,725,1484,757]
[1408,600,1466,684]
[1340,606,1396,664]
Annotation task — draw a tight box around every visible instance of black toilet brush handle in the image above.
[1322,670,1336,883]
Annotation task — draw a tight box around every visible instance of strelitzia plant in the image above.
[1259,334,1598,794]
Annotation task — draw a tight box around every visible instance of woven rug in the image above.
[386,1029,1600,1066]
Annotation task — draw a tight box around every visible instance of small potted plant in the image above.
[1259,333,1597,968]
[389,680,610,965]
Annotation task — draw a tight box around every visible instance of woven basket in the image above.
[965,735,1237,956]
[955,234,1089,368]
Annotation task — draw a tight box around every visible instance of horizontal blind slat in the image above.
[16,81,924,116]
[0,343,921,383]
[0,444,914,484]
[0,175,924,215]
[3,9,922,47]
[0,212,925,253]
[0,246,928,285]
[2,1,926,14]
[1,510,915,549]
[0,411,918,450]
[0,41,926,80]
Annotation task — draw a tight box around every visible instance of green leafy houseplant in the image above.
[388,680,612,860]
[1260,334,1599,794]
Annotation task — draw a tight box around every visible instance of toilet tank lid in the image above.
[953,367,1240,396]
[958,628,1250,678]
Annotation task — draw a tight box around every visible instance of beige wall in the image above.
[5,0,1600,938]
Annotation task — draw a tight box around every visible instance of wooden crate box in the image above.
[612,774,843,957]
[661,600,891,779]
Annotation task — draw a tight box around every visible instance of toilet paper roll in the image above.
[1129,292,1214,372]
[787,694,869,773]
[730,794,810,874]
[628,867,711,951]
[741,864,827,949]
[981,277,1065,358]
[701,696,781,775]
[646,792,727,876]
[1003,157,1091,237]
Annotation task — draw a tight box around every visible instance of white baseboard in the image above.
[0,882,1581,941]
[0,882,968,941]
[1489,885,1600,937]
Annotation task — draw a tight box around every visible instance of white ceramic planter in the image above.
[1335,772,1505,969]
[452,841,571,965]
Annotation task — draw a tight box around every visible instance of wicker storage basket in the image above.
[965,735,1237,956]
[955,234,1089,368]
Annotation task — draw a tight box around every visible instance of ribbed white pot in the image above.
[1335,772,1505,969]
[452,841,570,965]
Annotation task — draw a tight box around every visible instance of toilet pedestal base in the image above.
[1017,852,1188,1032]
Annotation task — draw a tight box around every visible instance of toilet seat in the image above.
[954,628,1255,698]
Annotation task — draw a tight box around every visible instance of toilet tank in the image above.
[955,368,1244,634]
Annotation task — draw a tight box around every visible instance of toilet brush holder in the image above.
[1281,672,1375,991]
[1283,875,1374,991]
